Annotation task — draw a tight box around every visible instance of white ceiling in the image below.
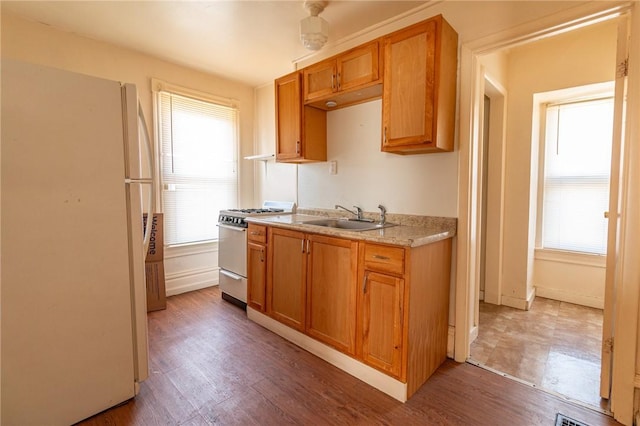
[2,1,427,87]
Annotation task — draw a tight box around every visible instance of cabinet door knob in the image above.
[362,271,369,293]
[373,254,390,261]
[296,140,301,155]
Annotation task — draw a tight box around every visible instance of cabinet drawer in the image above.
[247,224,267,243]
[363,244,404,275]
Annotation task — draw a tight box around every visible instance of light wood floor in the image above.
[470,297,607,411]
[79,287,620,425]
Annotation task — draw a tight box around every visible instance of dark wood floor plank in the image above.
[77,286,621,426]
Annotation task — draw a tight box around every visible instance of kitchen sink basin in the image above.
[302,218,396,231]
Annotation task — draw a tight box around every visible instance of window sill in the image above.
[534,248,606,268]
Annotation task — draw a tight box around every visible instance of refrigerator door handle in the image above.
[137,102,156,254]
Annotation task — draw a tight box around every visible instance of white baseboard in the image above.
[469,324,478,345]
[501,294,529,310]
[165,267,218,297]
[247,308,408,402]
[447,326,455,358]
[535,287,603,309]
[501,288,536,310]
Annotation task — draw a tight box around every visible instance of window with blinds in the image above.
[157,90,238,245]
[541,95,614,255]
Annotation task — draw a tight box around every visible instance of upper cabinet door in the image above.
[304,60,336,102]
[337,41,380,93]
[275,71,327,163]
[303,41,382,107]
[275,71,303,161]
[381,15,458,154]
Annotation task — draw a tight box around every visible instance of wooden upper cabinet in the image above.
[381,15,458,154]
[303,41,382,110]
[275,71,327,163]
[303,61,336,102]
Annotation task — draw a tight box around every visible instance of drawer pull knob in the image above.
[373,255,390,260]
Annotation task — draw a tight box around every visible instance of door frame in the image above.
[454,2,638,424]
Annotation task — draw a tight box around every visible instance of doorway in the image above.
[466,17,621,414]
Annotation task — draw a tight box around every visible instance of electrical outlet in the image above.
[329,160,337,175]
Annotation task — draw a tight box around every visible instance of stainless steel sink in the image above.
[302,218,396,231]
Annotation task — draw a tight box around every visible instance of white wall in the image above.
[299,100,459,216]
[502,20,618,308]
[1,11,256,296]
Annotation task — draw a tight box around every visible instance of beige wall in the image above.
[1,11,256,295]
[298,100,459,216]
[251,84,298,207]
[478,51,509,305]
[502,20,618,308]
[255,1,623,217]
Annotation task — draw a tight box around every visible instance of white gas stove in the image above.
[217,201,295,308]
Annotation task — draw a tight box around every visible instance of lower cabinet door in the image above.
[306,235,358,354]
[268,228,306,331]
[247,242,266,312]
[360,271,404,378]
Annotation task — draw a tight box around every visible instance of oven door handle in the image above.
[217,224,247,232]
[220,269,244,280]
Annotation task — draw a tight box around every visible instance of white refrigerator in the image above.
[1,59,154,425]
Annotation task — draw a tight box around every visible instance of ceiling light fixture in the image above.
[300,1,329,51]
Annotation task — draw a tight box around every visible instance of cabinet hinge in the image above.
[617,58,629,78]
[604,337,614,353]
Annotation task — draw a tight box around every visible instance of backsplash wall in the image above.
[298,100,459,217]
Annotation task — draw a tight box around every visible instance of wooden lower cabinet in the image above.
[254,225,452,399]
[247,224,268,312]
[247,241,267,312]
[359,271,404,378]
[306,234,358,354]
[358,239,452,397]
[267,228,306,331]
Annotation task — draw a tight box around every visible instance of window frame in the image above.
[534,82,615,257]
[151,78,240,246]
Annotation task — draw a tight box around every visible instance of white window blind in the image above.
[541,97,614,254]
[157,91,238,245]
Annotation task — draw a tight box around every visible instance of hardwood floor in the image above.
[470,297,607,411]
[78,287,620,426]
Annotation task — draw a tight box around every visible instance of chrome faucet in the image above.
[335,204,363,220]
[378,204,387,225]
